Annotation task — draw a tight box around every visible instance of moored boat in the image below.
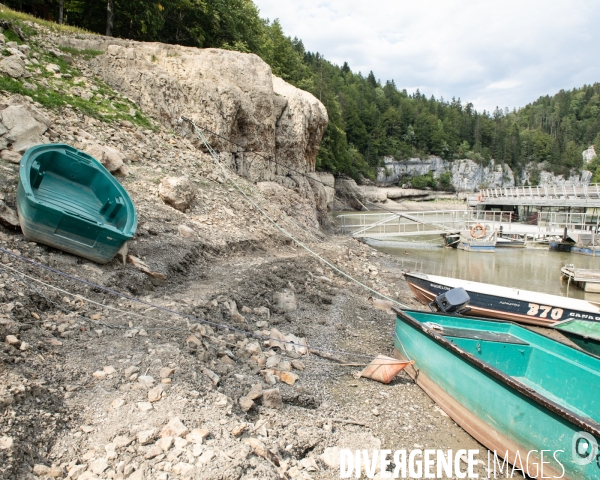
[549,241,574,252]
[17,144,137,264]
[571,245,600,256]
[403,271,600,326]
[393,309,600,479]
[456,228,497,253]
[495,237,525,248]
[553,318,600,357]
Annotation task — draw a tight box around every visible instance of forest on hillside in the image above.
[6,0,600,182]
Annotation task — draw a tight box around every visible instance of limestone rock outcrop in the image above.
[378,156,592,191]
[583,146,597,163]
[56,37,328,186]
[0,55,27,79]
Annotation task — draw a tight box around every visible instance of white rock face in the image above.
[583,146,597,163]
[378,155,591,191]
[315,172,335,208]
[55,37,327,185]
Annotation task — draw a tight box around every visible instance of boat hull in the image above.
[394,311,600,479]
[571,246,600,257]
[405,272,600,326]
[554,319,600,357]
[549,242,574,252]
[457,241,495,253]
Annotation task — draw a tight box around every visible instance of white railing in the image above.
[478,184,600,201]
[336,209,599,239]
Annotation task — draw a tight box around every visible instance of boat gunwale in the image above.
[403,271,600,314]
[19,143,138,238]
[394,308,600,438]
[407,281,556,326]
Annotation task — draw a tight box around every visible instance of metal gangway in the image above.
[470,184,600,207]
[338,210,600,240]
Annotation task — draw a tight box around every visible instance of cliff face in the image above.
[56,37,328,184]
[378,156,592,190]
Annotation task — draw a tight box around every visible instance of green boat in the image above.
[17,144,137,264]
[554,319,600,357]
[393,309,600,479]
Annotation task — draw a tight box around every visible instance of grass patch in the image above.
[58,46,104,60]
[2,27,23,43]
[0,5,155,130]
[0,6,88,35]
[0,73,154,130]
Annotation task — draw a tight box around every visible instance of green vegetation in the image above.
[0,4,87,34]
[57,46,104,60]
[406,171,454,191]
[0,7,154,129]
[4,1,599,181]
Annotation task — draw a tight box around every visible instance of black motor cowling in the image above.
[430,287,470,314]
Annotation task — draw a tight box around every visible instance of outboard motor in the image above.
[429,287,471,314]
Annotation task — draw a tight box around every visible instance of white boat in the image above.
[404,271,600,326]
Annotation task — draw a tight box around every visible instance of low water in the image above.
[332,213,600,301]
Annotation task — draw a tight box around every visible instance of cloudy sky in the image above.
[253,0,599,113]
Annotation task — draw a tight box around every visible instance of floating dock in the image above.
[561,266,600,293]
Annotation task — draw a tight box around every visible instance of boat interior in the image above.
[27,148,128,231]
[404,310,600,422]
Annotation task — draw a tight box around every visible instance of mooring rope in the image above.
[0,247,413,362]
[178,118,411,220]
[181,116,410,309]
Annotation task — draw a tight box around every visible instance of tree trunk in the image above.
[106,0,114,36]
[58,0,64,25]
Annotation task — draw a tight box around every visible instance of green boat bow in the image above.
[554,319,600,358]
[17,144,137,264]
[394,309,600,479]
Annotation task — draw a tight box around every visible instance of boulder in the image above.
[0,55,26,78]
[177,224,195,239]
[0,104,48,153]
[273,289,297,313]
[238,396,254,412]
[45,63,61,74]
[261,388,283,409]
[334,177,365,210]
[1,149,22,164]
[159,176,195,211]
[160,416,189,438]
[0,201,19,229]
[84,143,124,173]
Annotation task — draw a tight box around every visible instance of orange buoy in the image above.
[471,224,486,239]
[478,195,482,201]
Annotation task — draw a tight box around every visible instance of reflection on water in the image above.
[366,237,600,302]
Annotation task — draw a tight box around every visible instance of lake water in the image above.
[365,237,600,301]
[331,211,600,301]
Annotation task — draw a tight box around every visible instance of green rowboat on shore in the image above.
[17,144,137,264]
[393,309,600,480]
[554,319,600,357]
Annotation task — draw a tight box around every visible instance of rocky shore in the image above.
[0,17,503,480]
